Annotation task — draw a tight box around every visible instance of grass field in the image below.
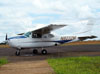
[0,58,8,66]
[0,45,10,48]
[48,56,100,74]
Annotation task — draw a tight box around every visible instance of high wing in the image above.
[32,24,66,35]
[18,24,66,35]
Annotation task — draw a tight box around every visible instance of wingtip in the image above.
[50,24,67,26]
[91,35,97,38]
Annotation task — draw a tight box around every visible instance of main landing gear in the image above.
[32,49,47,55]
[41,49,47,55]
[33,49,38,54]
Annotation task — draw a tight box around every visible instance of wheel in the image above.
[33,49,38,54]
[15,50,20,56]
[41,49,47,55]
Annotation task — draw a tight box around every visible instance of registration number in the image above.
[61,36,76,40]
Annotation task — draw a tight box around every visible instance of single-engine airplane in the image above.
[5,24,97,56]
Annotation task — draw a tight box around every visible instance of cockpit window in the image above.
[24,32,31,37]
[32,33,42,38]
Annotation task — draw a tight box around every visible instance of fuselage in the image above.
[7,33,79,49]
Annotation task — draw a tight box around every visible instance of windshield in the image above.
[24,32,31,37]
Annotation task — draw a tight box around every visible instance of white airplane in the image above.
[5,24,97,56]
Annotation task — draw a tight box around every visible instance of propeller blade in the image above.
[5,34,8,40]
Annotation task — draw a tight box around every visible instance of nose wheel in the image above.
[41,49,47,55]
[15,50,20,56]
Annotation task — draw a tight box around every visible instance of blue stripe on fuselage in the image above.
[8,36,27,40]
[54,40,72,44]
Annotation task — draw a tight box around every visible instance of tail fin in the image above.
[75,19,94,34]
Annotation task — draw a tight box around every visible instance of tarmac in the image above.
[0,44,100,74]
[0,44,100,62]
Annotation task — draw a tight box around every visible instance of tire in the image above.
[15,50,20,56]
[33,49,38,54]
[41,49,47,55]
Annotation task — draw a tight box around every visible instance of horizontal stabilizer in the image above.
[78,35,97,41]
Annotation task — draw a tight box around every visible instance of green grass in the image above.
[0,58,8,66]
[48,56,100,74]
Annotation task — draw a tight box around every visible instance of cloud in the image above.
[0,0,100,42]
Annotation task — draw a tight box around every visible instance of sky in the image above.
[0,0,100,42]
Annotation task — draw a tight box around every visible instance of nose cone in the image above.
[8,40,16,47]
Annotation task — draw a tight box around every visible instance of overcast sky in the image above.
[0,0,100,42]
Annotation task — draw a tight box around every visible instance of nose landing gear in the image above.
[15,49,20,56]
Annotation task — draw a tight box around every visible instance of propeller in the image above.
[5,33,8,40]
[4,34,8,45]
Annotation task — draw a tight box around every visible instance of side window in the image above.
[42,34,48,38]
[42,34,54,38]
[48,34,54,38]
[43,35,47,38]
